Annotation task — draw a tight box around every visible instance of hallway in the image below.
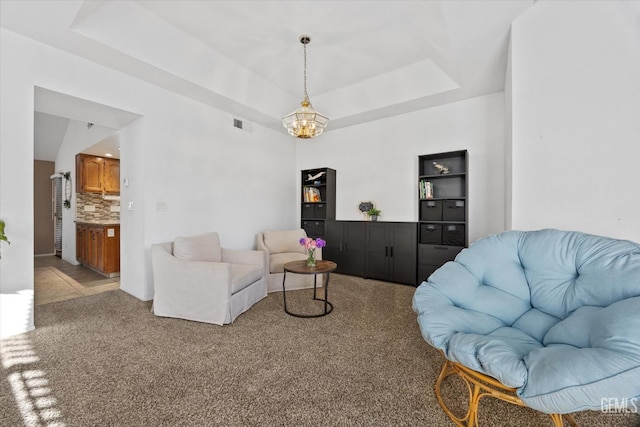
[34,256,120,305]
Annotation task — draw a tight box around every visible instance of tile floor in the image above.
[34,256,120,305]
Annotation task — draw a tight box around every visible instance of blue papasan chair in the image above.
[413,229,640,426]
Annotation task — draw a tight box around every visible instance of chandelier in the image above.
[282,35,329,139]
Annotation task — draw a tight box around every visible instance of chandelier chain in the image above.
[303,42,308,98]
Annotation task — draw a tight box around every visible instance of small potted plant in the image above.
[367,207,381,221]
[0,219,10,259]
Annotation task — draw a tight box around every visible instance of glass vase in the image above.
[306,249,316,267]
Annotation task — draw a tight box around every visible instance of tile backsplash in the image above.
[76,193,120,222]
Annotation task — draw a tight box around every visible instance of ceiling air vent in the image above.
[233,118,243,130]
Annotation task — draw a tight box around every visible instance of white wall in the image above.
[0,29,295,334]
[509,1,640,242]
[296,93,506,244]
[0,30,37,336]
[504,39,513,231]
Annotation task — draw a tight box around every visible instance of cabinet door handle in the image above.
[385,246,388,256]
[390,246,394,257]
[339,242,343,252]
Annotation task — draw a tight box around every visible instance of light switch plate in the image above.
[83,205,96,212]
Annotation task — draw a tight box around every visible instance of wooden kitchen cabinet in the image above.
[76,154,120,194]
[103,158,120,193]
[76,223,120,276]
[89,227,105,272]
[76,225,84,262]
[78,155,103,193]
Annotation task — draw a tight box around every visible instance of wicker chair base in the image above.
[435,359,578,427]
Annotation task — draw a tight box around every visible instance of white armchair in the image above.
[151,232,267,325]
[256,229,322,293]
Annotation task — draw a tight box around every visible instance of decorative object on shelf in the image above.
[358,201,373,213]
[0,219,10,259]
[306,171,326,182]
[282,35,329,139]
[62,171,72,209]
[359,201,374,220]
[433,161,450,174]
[367,207,381,221]
[299,237,326,267]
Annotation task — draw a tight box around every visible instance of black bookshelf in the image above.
[300,168,336,239]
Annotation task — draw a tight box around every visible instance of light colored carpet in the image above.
[1,274,638,426]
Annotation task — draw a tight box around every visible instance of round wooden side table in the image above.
[282,260,337,318]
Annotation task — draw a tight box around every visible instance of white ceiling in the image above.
[33,112,70,162]
[32,87,141,161]
[1,0,535,159]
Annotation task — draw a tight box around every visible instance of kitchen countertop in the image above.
[75,220,120,226]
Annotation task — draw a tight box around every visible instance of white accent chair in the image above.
[151,232,267,325]
[256,229,322,293]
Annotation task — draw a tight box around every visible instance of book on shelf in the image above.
[419,180,434,200]
[303,187,322,202]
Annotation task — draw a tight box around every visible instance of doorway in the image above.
[33,87,140,310]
